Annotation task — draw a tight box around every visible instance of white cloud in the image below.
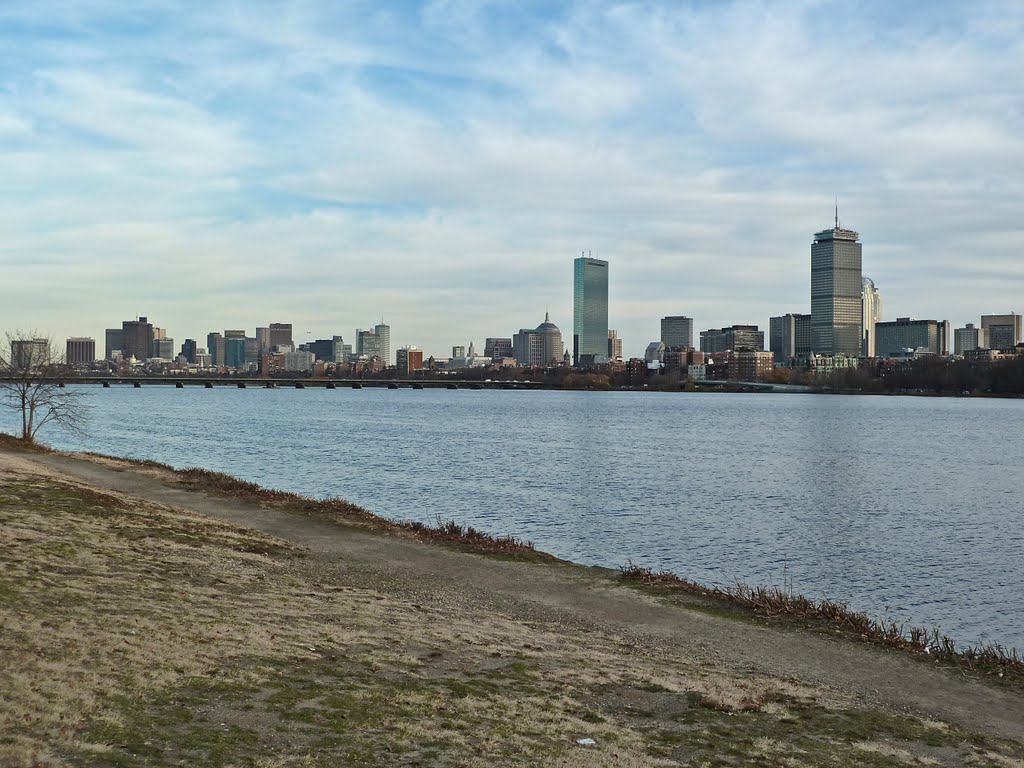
[1,1,1022,356]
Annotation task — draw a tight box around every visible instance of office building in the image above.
[356,329,383,360]
[699,325,764,353]
[660,316,693,350]
[374,322,391,365]
[769,314,812,363]
[954,324,986,356]
[224,337,247,368]
[862,276,882,356]
[151,337,175,360]
[65,338,95,367]
[121,317,154,361]
[11,338,50,368]
[104,329,124,361]
[573,254,609,365]
[206,332,223,367]
[484,338,512,360]
[268,323,293,351]
[244,337,259,365]
[396,346,423,376]
[607,330,623,360]
[811,212,863,356]
[875,318,948,357]
[305,336,347,363]
[180,339,198,364]
[282,350,315,372]
[981,313,1022,351]
[513,313,565,367]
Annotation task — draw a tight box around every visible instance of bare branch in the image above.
[1,331,88,443]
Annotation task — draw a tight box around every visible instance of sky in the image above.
[2,0,1022,358]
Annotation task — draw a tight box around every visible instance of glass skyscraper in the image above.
[572,255,608,365]
[811,215,863,356]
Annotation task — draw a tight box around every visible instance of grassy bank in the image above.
[83,444,1024,680]
[3,446,1024,766]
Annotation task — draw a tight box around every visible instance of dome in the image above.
[536,311,560,332]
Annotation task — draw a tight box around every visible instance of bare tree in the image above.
[0,332,86,443]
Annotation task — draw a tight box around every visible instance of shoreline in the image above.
[4,431,1021,674]
[4,436,1024,765]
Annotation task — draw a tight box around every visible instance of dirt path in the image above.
[8,446,1021,747]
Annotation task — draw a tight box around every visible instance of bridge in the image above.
[6,376,543,390]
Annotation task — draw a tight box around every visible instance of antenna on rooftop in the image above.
[835,199,839,230]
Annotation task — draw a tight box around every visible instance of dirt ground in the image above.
[2,444,1023,767]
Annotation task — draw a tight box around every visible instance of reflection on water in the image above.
[6,386,1023,649]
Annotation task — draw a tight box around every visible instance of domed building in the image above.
[513,312,564,366]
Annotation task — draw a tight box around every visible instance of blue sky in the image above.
[2,0,1022,357]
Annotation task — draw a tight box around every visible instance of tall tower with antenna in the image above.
[811,207,863,356]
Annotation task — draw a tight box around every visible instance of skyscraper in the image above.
[861,277,882,356]
[121,317,154,361]
[573,254,608,365]
[769,313,812,363]
[268,323,293,351]
[104,329,124,360]
[374,322,391,365]
[660,316,693,349]
[811,211,863,356]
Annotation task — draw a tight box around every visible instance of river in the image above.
[4,385,1022,650]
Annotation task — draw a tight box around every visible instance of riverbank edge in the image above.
[2,430,1021,685]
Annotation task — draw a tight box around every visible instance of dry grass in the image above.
[81,455,541,558]
[620,563,1024,678]
[3,464,1024,766]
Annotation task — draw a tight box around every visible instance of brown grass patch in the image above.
[620,563,1024,677]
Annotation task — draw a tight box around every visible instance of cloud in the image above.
[0,1,1022,356]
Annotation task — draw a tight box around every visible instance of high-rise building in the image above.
[660,316,693,350]
[150,338,175,359]
[699,325,764,353]
[811,212,863,356]
[513,313,564,366]
[268,323,293,351]
[225,337,247,368]
[607,330,623,360]
[954,324,986,356]
[769,314,812,363]
[573,254,609,365]
[181,339,198,363]
[65,338,95,367]
[484,338,513,360]
[10,339,50,368]
[104,329,124,361]
[875,318,948,357]
[121,317,154,361]
[451,345,466,359]
[256,327,270,352]
[862,276,882,356]
[357,329,382,360]
[374,323,391,365]
[980,313,1022,351]
[207,332,224,367]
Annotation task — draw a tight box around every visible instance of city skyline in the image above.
[2,2,1023,353]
